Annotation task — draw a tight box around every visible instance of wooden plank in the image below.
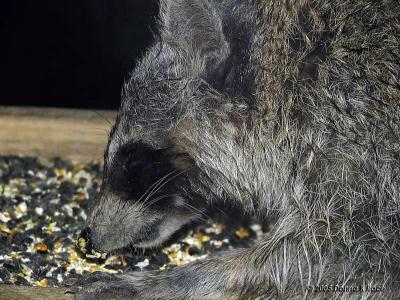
[0,285,74,300]
[0,106,117,162]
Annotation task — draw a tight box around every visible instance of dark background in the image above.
[0,1,159,110]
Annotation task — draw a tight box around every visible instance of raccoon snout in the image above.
[76,227,107,259]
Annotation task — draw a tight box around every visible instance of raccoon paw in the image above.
[64,271,144,300]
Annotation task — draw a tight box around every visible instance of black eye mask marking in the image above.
[105,141,189,208]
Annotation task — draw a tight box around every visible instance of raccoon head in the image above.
[82,139,203,253]
[80,0,253,253]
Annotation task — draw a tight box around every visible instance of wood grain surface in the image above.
[0,285,74,300]
[0,106,117,162]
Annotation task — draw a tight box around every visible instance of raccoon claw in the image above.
[64,272,139,300]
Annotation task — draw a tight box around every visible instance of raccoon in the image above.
[70,0,400,299]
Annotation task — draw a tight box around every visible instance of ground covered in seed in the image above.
[0,156,266,287]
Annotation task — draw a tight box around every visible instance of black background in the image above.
[0,1,159,110]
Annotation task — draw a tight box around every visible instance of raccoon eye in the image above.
[124,158,152,186]
[126,160,147,173]
[124,154,162,181]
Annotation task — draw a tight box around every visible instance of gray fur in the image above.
[74,0,400,299]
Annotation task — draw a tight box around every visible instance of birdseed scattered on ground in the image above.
[0,156,267,287]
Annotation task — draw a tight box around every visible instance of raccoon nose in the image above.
[76,227,93,254]
[76,227,108,259]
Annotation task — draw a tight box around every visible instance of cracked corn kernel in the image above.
[235,228,250,239]
[38,278,48,287]
[36,243,48,253]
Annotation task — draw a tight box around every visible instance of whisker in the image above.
[139,169,181,204]
[141,194,178,211]
[138,170,178,207]
[181,202,209,223]
[142,167,194,206]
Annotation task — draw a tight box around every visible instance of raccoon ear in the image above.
[160,0,229,63]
